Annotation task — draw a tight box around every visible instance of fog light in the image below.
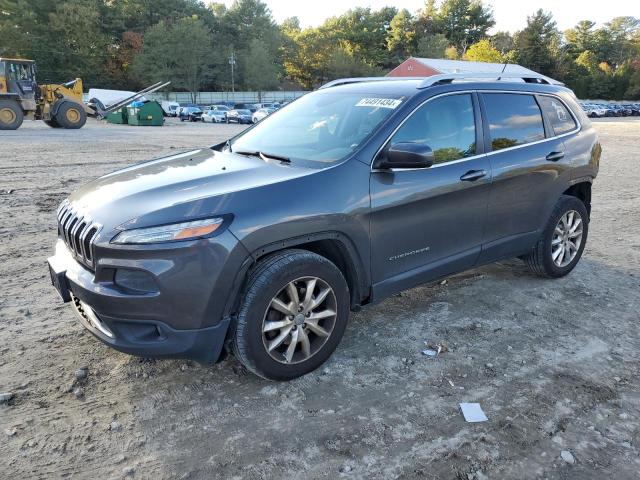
[114,269,157,293]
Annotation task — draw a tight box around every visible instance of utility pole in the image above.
[229,51,236,93]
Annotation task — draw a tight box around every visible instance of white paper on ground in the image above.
[459,403,488,422]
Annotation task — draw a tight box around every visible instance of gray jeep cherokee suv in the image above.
[48,73,601,380]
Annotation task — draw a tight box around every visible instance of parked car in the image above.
[48,74,600,380]
[252,107,275,123]
[179,106,203,122]
[208,104,230,114]
[160,101,180,117]
[578,101,639,118]
[226,109,253,124]
[233,103,258,113]
[255,102,280,110]
[202,109,227,123]
[581,103,607,118]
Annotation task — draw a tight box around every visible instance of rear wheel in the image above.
[54,102,86,129]
[232,249,350,381]
[0,99,23,130]
[523,195,589,278]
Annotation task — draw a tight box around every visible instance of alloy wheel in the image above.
[261,276,337,364]
[551,210,583,267]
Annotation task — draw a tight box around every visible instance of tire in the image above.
[54,101,86,129]
[231,249,350,381]
[523,195,589,278]
[44,118,62,128]
[0,99,23,130]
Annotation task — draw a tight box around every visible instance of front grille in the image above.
[57,201,100,269]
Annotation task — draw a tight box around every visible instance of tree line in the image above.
[1,0,639,99]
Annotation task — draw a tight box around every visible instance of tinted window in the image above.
[483,93,545,151]
[389,94,476,164]
[538,96,577,135]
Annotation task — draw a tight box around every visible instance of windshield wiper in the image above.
[234,150,291,163]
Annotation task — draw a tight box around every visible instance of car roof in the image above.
[322,78,572,99]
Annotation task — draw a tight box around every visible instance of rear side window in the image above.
[389,93,476,164]
[482,93,545,151]
[538,96,577,136]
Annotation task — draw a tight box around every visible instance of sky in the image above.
[212,0,638,32]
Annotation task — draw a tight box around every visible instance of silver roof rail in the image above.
[319,72,564,90]
[417,72,563,88]
[319,77,426,89]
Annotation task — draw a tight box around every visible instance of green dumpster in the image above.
[126,101,164,126]
[106,108,128,124]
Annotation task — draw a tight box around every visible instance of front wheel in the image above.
[231,250,350,381]
[523,195,589,278]
[55,102,87,129]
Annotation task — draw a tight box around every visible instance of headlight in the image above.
[111,218,224,244]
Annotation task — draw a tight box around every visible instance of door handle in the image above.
[460,169,487,182]
[546,151,565,162]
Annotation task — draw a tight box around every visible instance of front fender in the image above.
[226,158,372,306]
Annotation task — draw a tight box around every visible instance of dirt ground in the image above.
[1,117,639,480]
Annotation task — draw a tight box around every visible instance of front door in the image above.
[369,92,491,299]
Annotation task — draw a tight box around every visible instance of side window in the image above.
[482,93,545,151]
[389,94,476,164]
[538,95,577,136]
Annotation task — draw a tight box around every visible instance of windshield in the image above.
[236,110,250,115]
[231,91,403,163]
[8,62,34,81]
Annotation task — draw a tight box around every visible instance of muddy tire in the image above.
[54,101,86,129]
[523,195,589,278]
[231,249,350,381]
[0,99,23,130]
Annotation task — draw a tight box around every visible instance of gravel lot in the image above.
[1,117,639,479]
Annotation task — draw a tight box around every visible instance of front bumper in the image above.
[47,231,248,362]
[70,293,230,362]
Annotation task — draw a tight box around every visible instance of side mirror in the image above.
[375,142,435,170]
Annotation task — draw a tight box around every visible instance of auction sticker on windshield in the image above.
[355,98,402,109]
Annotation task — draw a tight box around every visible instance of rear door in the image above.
[370,92,492,298]
[478,92,576,262]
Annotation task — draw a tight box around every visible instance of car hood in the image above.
[66,148,314,232]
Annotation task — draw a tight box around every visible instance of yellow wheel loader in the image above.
[0,57,92,130]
